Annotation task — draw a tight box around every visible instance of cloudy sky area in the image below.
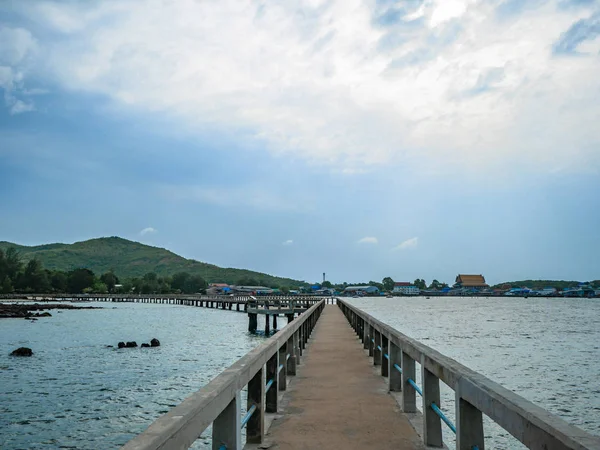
[1,0,599,285]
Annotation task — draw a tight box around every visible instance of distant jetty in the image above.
[0,303,101,319]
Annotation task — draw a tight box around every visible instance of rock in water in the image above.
[118,342,126,349]
[125,341,138,348]
[150,338,160,347]
[141,343,150,348]
[11,347,33,357]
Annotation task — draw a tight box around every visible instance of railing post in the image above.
[278,342,287,391]
[293,330,301,365]
[381,334,389,377]
[287,335,296,375]
[363,319,369,350]
[212,391,241,450]
[422,366,443,447]
[246,368,264,444]
[368,325,374,356]
[456,389,485,450]
[374,330,382,366]
[401,351,416,413]
[266,353,278,412]
[389,341,402,391]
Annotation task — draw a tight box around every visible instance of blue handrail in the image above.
[218,445,227,450]
[377,345,382,351]
[278,364,284,374]
[431,402,456,434]
[393,363,402,373]
[384,353,389,360]
[286,353,291,361]
[265,379,274,393]
[241,404,257,428]
[407,378,423,396]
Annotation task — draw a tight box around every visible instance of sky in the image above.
[0,0,599,285]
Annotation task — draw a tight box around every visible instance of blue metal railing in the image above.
[407,378,423,396]
[278,364,284,374]
[431,402,457,433]
[265,378,274,393]
[393,363,402,373]
[241,404,257,428]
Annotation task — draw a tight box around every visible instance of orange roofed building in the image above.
[454,274,489,288]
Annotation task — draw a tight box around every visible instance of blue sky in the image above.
[1,0,599,285]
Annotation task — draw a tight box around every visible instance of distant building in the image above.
[454,274,489,289]
[343,286,380,296]
[207,283,231,295]
[392,282,420,296]
[231,285,274,295]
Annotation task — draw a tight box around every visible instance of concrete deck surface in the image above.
[264,305,423,450]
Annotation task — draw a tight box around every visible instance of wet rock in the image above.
[150,338,160,347]
[125,341,138,348]
[117,342,126,349]
[141,343,150,348]
[11,347,33,357]
[106,345,114,348]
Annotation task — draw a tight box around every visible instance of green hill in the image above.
[0,237,306,287]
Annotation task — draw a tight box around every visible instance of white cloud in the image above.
[393,237,419,251]
[357,236,378,244]
[282,239,294,246]
[0,26,38,114]
[9,1,600,172]
[139,227,157,236]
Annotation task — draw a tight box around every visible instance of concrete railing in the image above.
[338,300,600,450]
[122,299,326,450]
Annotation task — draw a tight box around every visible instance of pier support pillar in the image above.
[456,388,485,450]
[248,314,258,333]
[212,391,241,450]
[363,319,369,349]
[402,351,417,413]
[246,368,264,444]
[278,342,287,391]
[422,366,443,447]
[293,331,301,365]
[265,315,271,335]
[287,335,296,375]
[368,325,374,356]
[286,313,294,324]
[266,353,278,412]
[389,341,402,392]
[272,314,277,331]
[381,334,389,377]
[374,330,382,366]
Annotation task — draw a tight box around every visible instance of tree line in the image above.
[0,248,211,294]
[0,247,297,294]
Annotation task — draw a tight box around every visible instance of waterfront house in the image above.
[454,274,489,289]
[392,282,420,296]
[343,286,380,296]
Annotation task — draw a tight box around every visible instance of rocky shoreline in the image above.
[0,303,101,318]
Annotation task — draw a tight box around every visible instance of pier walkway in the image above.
[263,305,423,450]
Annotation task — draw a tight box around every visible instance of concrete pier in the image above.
[262,305,423,450]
